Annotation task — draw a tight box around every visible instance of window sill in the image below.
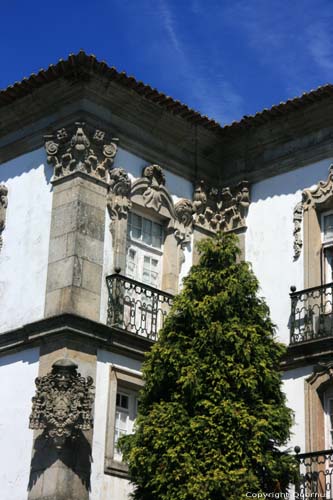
[104,457,129,479]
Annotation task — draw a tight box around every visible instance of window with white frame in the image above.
[324,386,333,449]
[113,388,138,462]
[105,366,143,477]
[126,212,163,289]
[321,212,333,284]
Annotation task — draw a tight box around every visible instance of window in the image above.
[126,212,163,288]
[113,389,138,462]
[324,387,333,449]
[127,212,163,249]
[105,366,143,478]
[322,212,333,284]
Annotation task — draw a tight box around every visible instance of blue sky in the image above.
[1,0,333,125]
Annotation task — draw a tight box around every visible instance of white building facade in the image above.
[0,52,332,499]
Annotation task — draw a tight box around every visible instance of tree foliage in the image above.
[120,233,296,500]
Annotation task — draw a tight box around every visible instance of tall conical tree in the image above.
[120,233,296,500]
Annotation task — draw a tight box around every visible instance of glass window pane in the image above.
[132,227,141,239]
[324,215,333,241]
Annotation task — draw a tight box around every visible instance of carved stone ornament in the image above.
[107,168,132,223]
[174,198,194,248]
[307,361,333,386]
[293,201,303,260]
[44,123,118,183]
[142,164,166,211]
[302,164,333,210]
[193,180,250,232]
[29,359,94,449]
[0,183,8,252]
[131,165,194,250]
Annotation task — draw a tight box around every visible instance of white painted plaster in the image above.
[246,157,333,345]
[116,147,193,201]
[90,349,142,500]
[0,347,39,500]
[0,148,53,333]
[282,365,313,452]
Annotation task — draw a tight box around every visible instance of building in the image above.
[1,51,333,499]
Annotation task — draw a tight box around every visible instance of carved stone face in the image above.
[53,367,72,390]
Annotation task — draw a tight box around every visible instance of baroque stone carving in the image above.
[0,184,8,252]
[293,201,303,260]
[174,198,194,248]
[131,164,194,250]
[107,168,132,222]
[193,180,250,232]
[29,359,94,449]
[44,123,118,182]
[142,164,166,211]
[303,164,333,210]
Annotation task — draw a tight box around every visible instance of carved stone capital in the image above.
[193,180,250,232]
[29,359,94,449]
[0,183,8,252]
[107,168,132,223]
[44,123,118,183]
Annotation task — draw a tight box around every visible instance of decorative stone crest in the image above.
[193,180,250,232]
[29,359,94,449]
[44,123,118,183]
[303,164,333,210]
[293,201,303,260]
[107,168,132,222]
[0,184,8,252]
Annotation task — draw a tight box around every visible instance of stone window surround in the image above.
[305,363,333,453]
[107,164,194,296]
[104,365,143,478]
[302,165,333,288]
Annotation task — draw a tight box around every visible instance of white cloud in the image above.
[156,0,244,123]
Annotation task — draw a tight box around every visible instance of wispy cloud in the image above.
[156,0,244,123]
[224,0,333,97]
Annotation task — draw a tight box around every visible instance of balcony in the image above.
[106,273,173,340]
[295,448,333,499]
[290,283,333,344]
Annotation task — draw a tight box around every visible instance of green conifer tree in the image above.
[120,233,296,500]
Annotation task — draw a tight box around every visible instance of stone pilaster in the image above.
[28,341,97,500]
[44,174,108,321]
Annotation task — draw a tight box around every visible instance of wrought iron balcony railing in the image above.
[290,282,333,344]
[106,273,173,340]
[295,448,333,499]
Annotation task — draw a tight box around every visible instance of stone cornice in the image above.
[2,77,333,187]
[281,336,333,371]
[0,314,153,361]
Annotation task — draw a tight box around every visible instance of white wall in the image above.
[282,365,313,452]
[0,347,40,500]
[0,148,53,333]
[246,157,333,345]
[90,349,142,500]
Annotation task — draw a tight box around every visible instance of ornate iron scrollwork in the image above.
[29,359,94,449]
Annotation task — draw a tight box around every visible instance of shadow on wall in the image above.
[251,158,333,203]
[0,347,39,367]
[28,431,92,493]
[0,147,53,186]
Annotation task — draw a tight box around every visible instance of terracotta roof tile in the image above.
[1,50,333,134]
